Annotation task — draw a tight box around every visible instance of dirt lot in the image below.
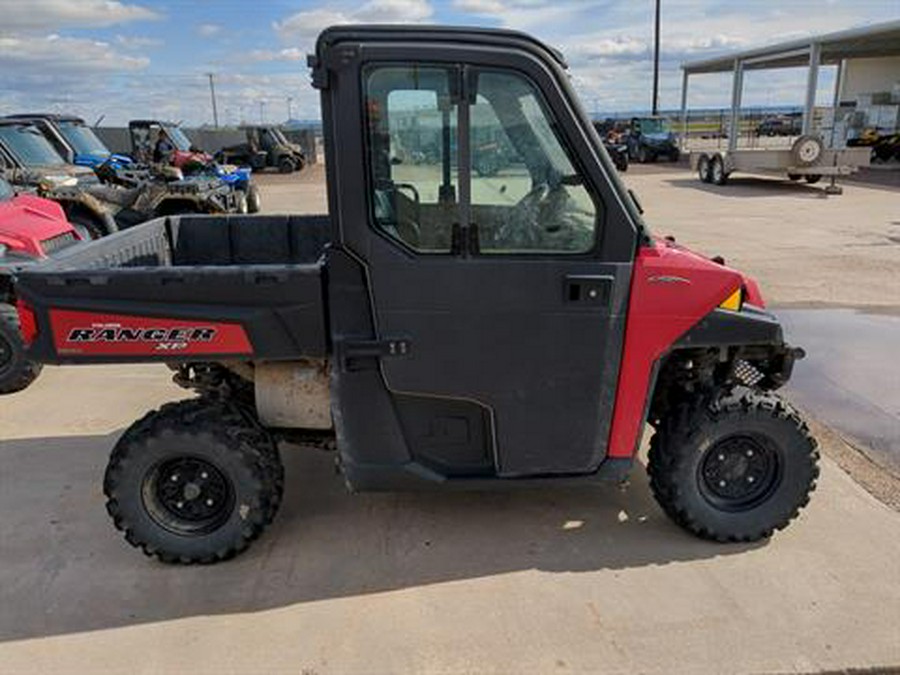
[1,165,899,674]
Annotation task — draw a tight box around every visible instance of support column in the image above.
[802,42,821,135]
[680,70,689,150]
[830,58,845,146]
[727,59,743,152]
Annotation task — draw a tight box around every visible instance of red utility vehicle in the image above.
[0,177,81,393]
[13,26,818,564]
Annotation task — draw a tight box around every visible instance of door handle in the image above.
[564,275,613,305]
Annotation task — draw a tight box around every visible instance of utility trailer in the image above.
[12,26,818,564]
[680,21,900,192]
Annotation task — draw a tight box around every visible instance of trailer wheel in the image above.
[247,184,262,213]
[648,391,819,542]
[787,173,802,181]
[710,155,728,185]
[804,174,822,185]
[0,303,42,395]
[697,154,712,183]
[104,399,283,564]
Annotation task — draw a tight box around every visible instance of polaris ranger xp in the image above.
[13,26,818,564]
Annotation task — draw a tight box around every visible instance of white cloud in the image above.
[196,23,222,38]
[2,0,159,32]
[114,34,162,49]
[274,0,433,44]
[248,48,306,62]
[0,34,149,74]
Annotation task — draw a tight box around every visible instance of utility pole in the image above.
[207,73,219,128]
[651,0,661,115]
[259,100,266,124]
[287,96,294,121]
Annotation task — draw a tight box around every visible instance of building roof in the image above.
[682,19,900,74]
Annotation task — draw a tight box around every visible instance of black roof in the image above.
[5,113,86,125]
[314,24,567,68]
[129,120,179,128]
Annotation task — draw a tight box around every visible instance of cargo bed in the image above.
[15,214,331,364]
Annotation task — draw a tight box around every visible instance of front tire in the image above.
[104,399,283,564]
[648,391,819,542]
[0,303,42,395]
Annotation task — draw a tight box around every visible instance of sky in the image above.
[0,0,897,126]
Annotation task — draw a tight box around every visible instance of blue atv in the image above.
[627,116,680,163]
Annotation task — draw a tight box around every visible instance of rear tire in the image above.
[278,157,295,174]
[0,303,42,395]
[247,184,262,213]
[648,391,819,542]
[104,398,283,564]
[804,174,822,184]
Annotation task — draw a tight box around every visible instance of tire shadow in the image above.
[0,431,761,642]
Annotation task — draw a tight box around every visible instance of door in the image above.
[358,62,634,477]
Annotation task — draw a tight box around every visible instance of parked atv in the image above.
[0,176,82,393]
[128,120,261,212]
[215,125,306,174]
[593,123,628,172]
[0,120,240,239]
[627,116,680,163]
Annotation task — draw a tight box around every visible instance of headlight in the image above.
[719,287,744,311]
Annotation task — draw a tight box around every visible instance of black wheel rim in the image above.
[142,456,234,535]
[698,435,781,512]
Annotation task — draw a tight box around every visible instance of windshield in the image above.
[57,120,110,157]
[0,178,13,202]
[0,125,67,166]
[638,118,670,134]
[163,125,192,151]
[271,128,290,145]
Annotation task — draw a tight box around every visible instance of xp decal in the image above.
[49,310,252,356]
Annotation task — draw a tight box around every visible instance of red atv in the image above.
[0,177,82,393]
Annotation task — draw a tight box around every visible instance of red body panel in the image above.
[49,310,253,357]
[607,239,747,458]
[0,194,76,259]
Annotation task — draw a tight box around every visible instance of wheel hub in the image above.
[700,436,779,510]
[147,457,233,531]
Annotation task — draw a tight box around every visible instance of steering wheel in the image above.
[496,182,552,248]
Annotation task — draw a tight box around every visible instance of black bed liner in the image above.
[15,214,332,363]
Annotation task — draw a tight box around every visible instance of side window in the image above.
[470,70,599,254]
[365,66,459,253]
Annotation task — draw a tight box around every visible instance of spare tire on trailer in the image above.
[791,135,823,166]
[0,303,42,395]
